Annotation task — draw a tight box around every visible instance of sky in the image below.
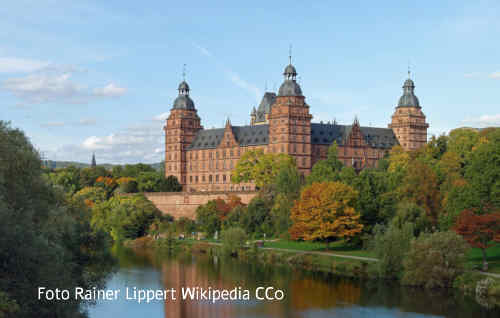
[2,0,500,164]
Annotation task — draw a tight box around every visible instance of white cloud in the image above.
[192,42,261,102]
[489,71,500,79]
[192,42,212,57]
[226,71,261,102]
[41,121,65,127]
[2,72,87,103]
[46,123,165,164]
[464,72,480,78]
[0,57,49,73]
[153,112,169,121]
[2,66,127,103]
[93,82,127,97]
[78,118,97,125]
[462,114,500,127]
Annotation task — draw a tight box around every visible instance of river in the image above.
[86,247,499,318]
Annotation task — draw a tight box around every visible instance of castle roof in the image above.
[310,123,398,149]
[397,77,420,108]
[186,123,397,150]
[255,92,276,122]
[187,125,269,149]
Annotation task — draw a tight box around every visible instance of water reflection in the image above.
[87,247,500,318]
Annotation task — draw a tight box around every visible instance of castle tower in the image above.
[389,73,429,150]
[268,55,312,175]
[164,80,202,188]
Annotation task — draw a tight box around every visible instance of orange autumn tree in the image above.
[289,181,363,244]
[454,208,500,271]
[214,195,245,220]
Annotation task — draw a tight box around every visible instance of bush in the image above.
[221,227,247,256]
[391,201,431,236]
[402,231,469,288]
[373,222,414,279]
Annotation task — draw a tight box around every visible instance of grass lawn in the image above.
[466,243,500,273]
[263,239,375,258]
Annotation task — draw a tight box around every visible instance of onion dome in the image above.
[178,81,190,93]
[172,80,195,110]
[397,77,420,108]
[283,64,297,79]
[278,62,303,97]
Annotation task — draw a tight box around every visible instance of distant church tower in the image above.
[91,153,96,167]
[389,72,429,150]
[164,78,202,188]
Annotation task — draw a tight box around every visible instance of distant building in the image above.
[91,153,96,167]
[163,59,429,192]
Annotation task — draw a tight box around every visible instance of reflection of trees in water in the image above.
[290,276,361,310]
[117,249,500,318]
[361,280,499,318]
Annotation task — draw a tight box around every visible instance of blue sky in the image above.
[2,0,499,164]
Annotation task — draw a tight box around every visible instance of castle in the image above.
[163,59,428,192]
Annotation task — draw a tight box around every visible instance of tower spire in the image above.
[182,64,186,81]
[407,60,411,78]
[289,44,292,64]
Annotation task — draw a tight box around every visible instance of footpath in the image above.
[198,240,498,277]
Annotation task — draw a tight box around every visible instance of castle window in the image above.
[190,176,192,183]
[223,175,227,182]
[195,176,198,183]
[302,157,306,166]
[216,175,219,182]
[202,175,206,182]
[209,175,212,183]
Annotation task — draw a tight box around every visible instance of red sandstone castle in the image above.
[164,60,428,192]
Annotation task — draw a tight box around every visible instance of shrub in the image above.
[221,227,247,256]
[373,222,414,279]
[402,231,469,289]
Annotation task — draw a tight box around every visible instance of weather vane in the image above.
[289,44,292,64]
[182,64,186,81]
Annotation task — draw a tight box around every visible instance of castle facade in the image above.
[164,61,428,192]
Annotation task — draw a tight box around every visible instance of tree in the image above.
[351,169,391,231]
[390,201,430,236]
[231,149,296,189]
[221,227,247,256]
[398,160,441,224]
[403,231,469,288]
[195,200,221,237]
[373,222,414,279]
[164,175,182,192]
[91,194,161,241]
[465,137,500,210]
[136,172,181,192]
[73,186,107,208]
[239,196,273,236]
[306,143,343,184]
[454,209,500,270]
[289,182,363,243]
[0,121,113,318]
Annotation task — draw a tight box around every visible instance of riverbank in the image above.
[124,236,500,306]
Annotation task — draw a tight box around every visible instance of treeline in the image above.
[0,121,114,318]
[45,160,183,244]
[46,163,181,195]
[192,127,500,288]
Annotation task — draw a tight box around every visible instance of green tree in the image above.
[402,231,469,288]
[0,121,113,318]
[221,227,247,256]
[306,143,343,184]
[373,222,414,279]
[231,149,296,189]
[195,200,221,237]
